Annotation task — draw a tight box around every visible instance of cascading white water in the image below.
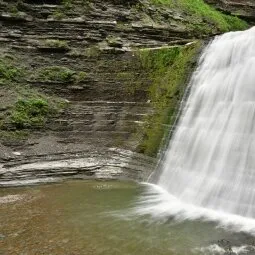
[158,26,255,218]
[136,27,255,232]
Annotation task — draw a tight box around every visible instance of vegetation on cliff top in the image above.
[34,0,248,34]
[150,0,247,32]
[137,42,201,157]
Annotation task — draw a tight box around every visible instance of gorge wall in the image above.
[0,0,250,186]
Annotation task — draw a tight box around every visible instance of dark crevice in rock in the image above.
[23,0,61,5]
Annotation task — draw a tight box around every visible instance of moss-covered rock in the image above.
[10,98,51,129]
[38,39,70,53]
[0,58,24,85]
[136,41,201,157]
[0,58,68,135]
[32,66,75,83]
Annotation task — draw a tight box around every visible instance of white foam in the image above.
[0,194,25,204]
[193,244,225,255]
[133,183,255,235]
[193,244,254,255]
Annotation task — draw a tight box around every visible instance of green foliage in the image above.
[35,66,75,83]
[223,15,248,31]
[137,42,201,157]
[61,0,73,9]
[150,0,248,33]
[117,72,143,96]
[10,98,51,129]
[0,59,68,135]
[33,66,88,83]
[0,84,69,131]
[0,58,23,84]
[76,71,87,83]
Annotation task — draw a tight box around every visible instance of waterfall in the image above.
[136,27,255,233]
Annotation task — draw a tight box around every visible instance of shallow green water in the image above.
[0,181,253,255]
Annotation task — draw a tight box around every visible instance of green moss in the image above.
[137,42,201,157]
[44,39,69,50]
[10,98,50,129]
[75,71,87,83]
[150,0,248,33]
[0,58,68,136]
[0,130,28,141]
[6,88,68,130]
[32,66,88,83]
[0,58,23,85]
[106,36,123,47]
[61,0,73,9]
[117,72,136,95]
[34,66,75,83]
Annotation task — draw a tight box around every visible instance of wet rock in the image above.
[217,239,234,254]
[0,148,156,186]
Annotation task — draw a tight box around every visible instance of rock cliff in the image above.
[0,0,249,186]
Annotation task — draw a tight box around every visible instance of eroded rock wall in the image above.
[0,0,248,185]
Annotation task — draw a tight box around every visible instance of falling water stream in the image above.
[136,27,255,233]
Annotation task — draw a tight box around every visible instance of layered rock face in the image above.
[0,0,248,186]
[206,0,255,22]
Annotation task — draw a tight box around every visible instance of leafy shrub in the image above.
[0,58,22,83]
[10,98,50,129]
[35,66,75,83]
